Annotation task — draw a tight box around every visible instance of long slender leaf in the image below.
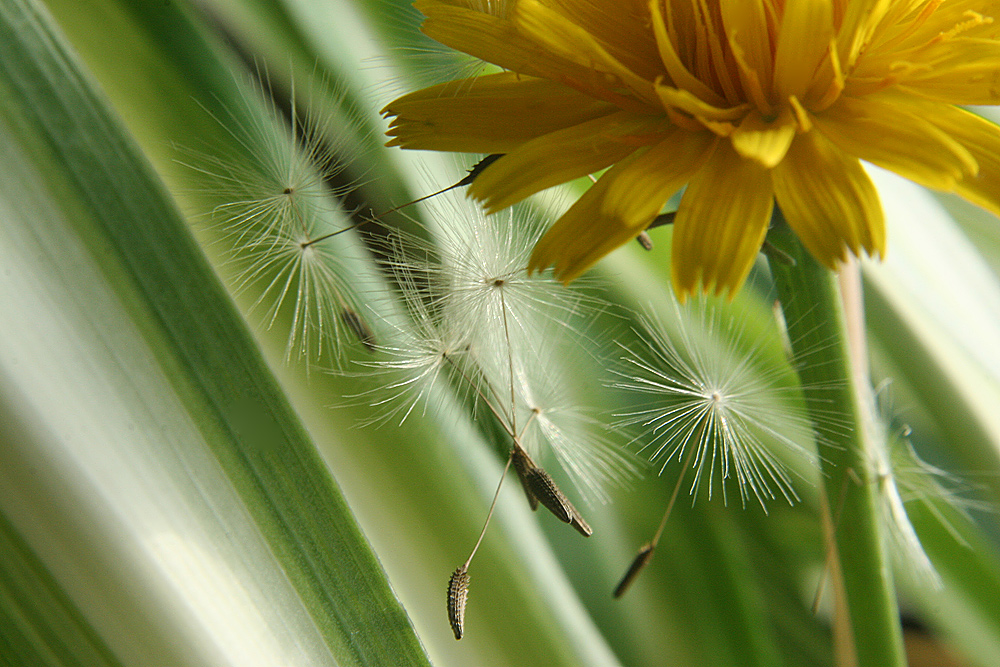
[0,2,431,665]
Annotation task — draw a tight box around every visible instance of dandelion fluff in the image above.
[368,193,602,407]
[869,386,989,587]
[514,353,639,504]
[613,296,819,510]
[177,70,375,365]
[358,191,630,506]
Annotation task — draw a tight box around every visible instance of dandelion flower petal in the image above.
[650,0,724,105]
[470,111,669,213]
[813,94,978,190]
[654,81,750,123]
[719,0,773,99]
[730,108,797,168]
[892,38,1000,106]
[383,72,617,152]
[513,0,660,105]
[773,0,834,101]
[836,0,893,68]
[773,129,885,266]
[414,0,595,84]
[928,104,1000,218]
[672,142,773,299]
[516,0,661,81]
[530,128,717,282]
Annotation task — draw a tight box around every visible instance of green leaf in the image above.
[0,1,431,665]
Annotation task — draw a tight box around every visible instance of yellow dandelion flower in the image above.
[382,0,1000,298]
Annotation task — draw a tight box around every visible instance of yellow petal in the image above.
[671,141,774,300]
[649,0,728,107]
[853,38,1000,105]
[524,0,661,82]
[813,94,977,191]
[654,80,750,122]
[876,2,1000,49]
[773,0,835,101]
[772,129,885,267]
[469,112,669,212]
[925,104,1000,218]
[730,108,796,168]
[383,72,616,152]
[512,0,660,106]
[415,0,637,106]
[528,129,717,282]
[836,0,893,68]
[720,0,774,104]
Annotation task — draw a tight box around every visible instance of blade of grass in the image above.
[0,1,431,665]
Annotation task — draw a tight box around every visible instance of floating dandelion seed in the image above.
[612,295,819,594]
[511,442,592,536]
[353,195,632,635]
[178,72,376,364]
[514,353,640,504]
[867,385,990,588]
[384,0,1000,298]
[614,300,818,506]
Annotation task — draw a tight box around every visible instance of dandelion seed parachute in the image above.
[179,71,376,364]
[613,296,819,509]
[383,0,1000,298]
[867,386,989,588]
[611,294,822,594]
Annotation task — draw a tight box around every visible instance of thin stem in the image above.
[302,156,508,250]
[650,438,699,549]
[464,451,515,568]
[442,353,515,440]
[614,419,701,598]
[517,407,541,440]
[299,218,368,249]
[499,287,517,431]
[767,214,905,667]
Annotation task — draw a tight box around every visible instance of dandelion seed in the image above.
[511,443,592,537]
[867,385,989,588]
[613,543,654,599]
[447,565,471,640]
[612,295,819,594]
[177,70,374,365]
[354,193,632,634]
[514,352,639,504]
[615,298,817,507]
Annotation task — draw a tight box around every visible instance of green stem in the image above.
[767,216,905,667]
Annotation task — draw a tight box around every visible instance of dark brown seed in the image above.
[340,308,376,352]
[614,543,656,599]
[455,153,505,187]
[447,565,470,640]
[511,444,592,537]
[647,211,676,230]
[510,444,540,511]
